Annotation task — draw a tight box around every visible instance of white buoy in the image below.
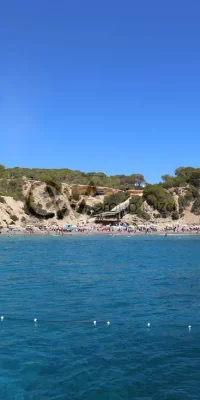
[147,322,151,327]
[188,325,192,330]
[34,318,37,323]
[1,316,4,321]
[107,321,110,326]
[93,320,97,325]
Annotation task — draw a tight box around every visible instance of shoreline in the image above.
[1,231,200,237]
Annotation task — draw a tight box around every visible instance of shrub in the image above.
[191,197,200,215]
[0,178,24,200]
[75,200,93,215]
[92,202,104,214]
[178,196,186,214]
[129,196,143,215]
[0,196,6,204]
[189,185,199,198]
[184,190,193,203]
[178,187,198,214]
[10,215,19,222]
[77,199,86,214]
[161,175,176,189]
[188,170,200,188]
[143,184,176,216]
[104,192,130,211]
[44,180,62,194]
[56,208,69,220]
[45,185,54,197]
[171,211,179,220]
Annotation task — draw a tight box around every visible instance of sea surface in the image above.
[0,235,200,399]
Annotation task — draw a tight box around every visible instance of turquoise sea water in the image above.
[0,235,200,399]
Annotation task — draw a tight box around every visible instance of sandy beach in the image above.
[1,225,200,237]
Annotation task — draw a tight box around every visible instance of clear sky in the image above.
[0,0,200,183]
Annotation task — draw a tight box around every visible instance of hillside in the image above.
[0,165,200,228]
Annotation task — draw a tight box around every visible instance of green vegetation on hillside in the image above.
[129,196,143,213]
[143,184,176,217]
[191,198,200,215]
[161,167,200,189]
[0,177,24,201]
[129,196,150,220]
[103,192,130,211]
[0,164,145,189]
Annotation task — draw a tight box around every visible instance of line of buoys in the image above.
[0,316,111,326]
[0,317,193,330]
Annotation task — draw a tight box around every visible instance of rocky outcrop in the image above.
[0,181,118,228]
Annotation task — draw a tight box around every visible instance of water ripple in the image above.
[0,235,200,399]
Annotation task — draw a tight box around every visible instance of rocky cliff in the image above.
[0,179,200,229]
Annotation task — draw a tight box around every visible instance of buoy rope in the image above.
[0,317,193,330]
[0,316,111,325]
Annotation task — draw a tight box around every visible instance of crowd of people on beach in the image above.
[164,225,200,233]
[2,222,200,236]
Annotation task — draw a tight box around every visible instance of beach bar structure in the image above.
[94,210,123,224]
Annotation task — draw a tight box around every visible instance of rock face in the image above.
[0,181,119,228]
[0,180,200,228]
[0,196,25,228]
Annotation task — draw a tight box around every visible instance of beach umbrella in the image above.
[64,225,72,230]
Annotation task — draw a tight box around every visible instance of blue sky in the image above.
[0,0,200,183]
